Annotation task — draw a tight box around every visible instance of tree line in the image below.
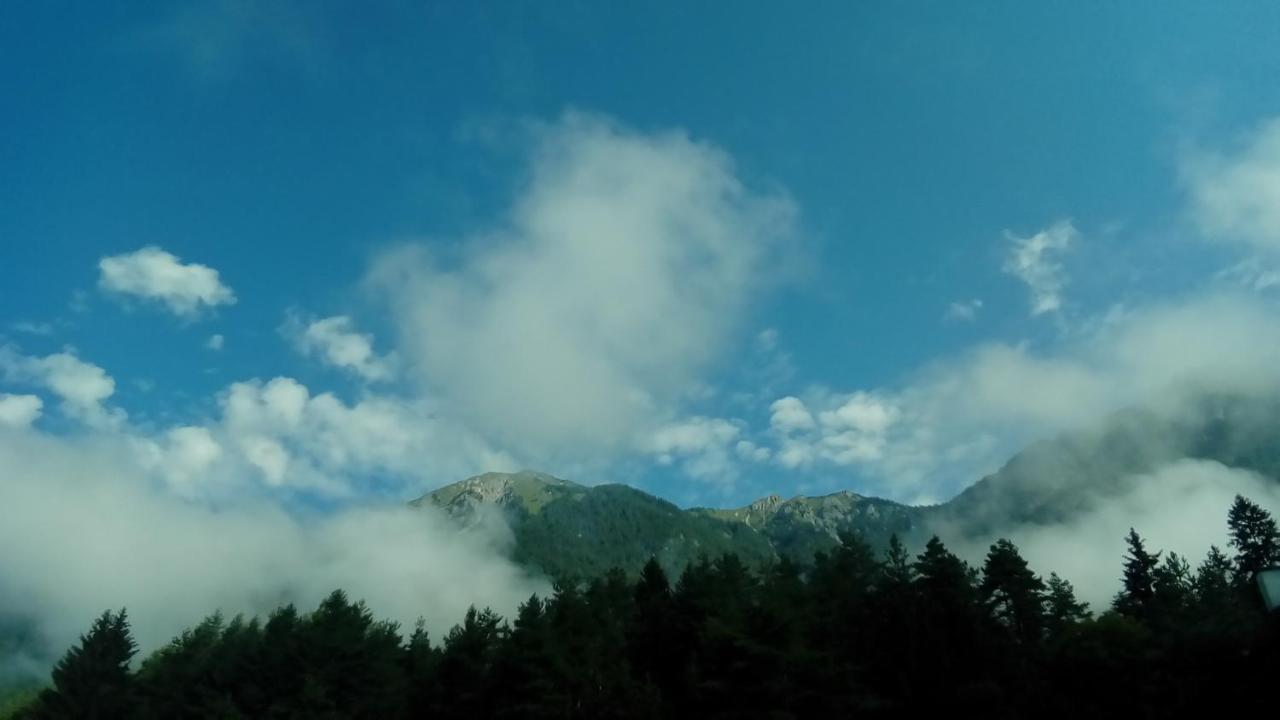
[10,495,1280,718]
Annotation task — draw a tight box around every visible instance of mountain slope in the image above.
[413,471,925,578]
[412,471,780,579]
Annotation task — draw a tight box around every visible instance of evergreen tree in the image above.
[1043,573,1089,634]
[34,609,137,720]
[911,536,986,706]
[979,539,1047,645]
[881,534,915,588]
[1193,546,1235,608]
[437,606,505,719]
[403,620,440,718]
[629,558,678,702]
[1113,528,1160,621]
[1226,495,1280,584]
[1150,552,1193,629]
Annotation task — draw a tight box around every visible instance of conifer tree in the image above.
[1113,528,1160,621]
[1043,573,1089,637]
[1150,552,1193,628]
[979,539,1046,645]
[35,609,137,720]
[1226,495,1280,584]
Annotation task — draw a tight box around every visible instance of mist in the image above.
[0,425,548,679]
[948,458,1280,610]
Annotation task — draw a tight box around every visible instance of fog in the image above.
[949,459,1280,610]
[0,426,547,679]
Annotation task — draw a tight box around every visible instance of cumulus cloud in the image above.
[0,393,42,428]
[948,460,1280,609]
[99,246,236,318]
[1003,221,1075,316]
[285,314,396,382]
[769,396,816,433]
[765,292,1280,503]
[371,114,799,463]
[0,425,546,676]
[1184,118,1280,252]
[0,346,122,428]
[646,416,744,483]
[206,333,225,351]
[768,392,901,470]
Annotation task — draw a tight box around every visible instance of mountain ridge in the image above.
[413,393,1280,579]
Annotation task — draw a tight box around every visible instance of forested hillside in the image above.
[6,496,1279,718]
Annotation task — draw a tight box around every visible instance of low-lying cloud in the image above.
[0,424,547,679]
[948,459,1280,610]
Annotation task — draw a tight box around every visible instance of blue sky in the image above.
[6,2,1280,509]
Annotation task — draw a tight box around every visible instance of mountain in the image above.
[413,470,924,579]
[413,393,1280,578]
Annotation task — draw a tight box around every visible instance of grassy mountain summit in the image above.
[414,393,1280,579]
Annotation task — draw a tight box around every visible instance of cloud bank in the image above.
[0,420,545,679]
[763,292,1280,503]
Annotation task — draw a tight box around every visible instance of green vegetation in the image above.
[11,495,1280,718]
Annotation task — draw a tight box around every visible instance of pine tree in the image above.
[437,606,505,719]
[1226,495,1280,585]
[1113,528,1160,621]
[1192,546,1234,606]
[1149,552,1193,628]
[629,558,678,698]
[403,620,440,718]
[1043,572,1089,637]
[35,609,137,719]
[881,534,915,588]
[979,539,1047,645]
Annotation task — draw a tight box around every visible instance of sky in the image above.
[7,1,1280,515]
[14,0,1280,671]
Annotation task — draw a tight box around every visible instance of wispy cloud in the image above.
[1184,117,1280,252]
[944,298,983,322]
[1002,221,1075,316]
[284,314,396,383]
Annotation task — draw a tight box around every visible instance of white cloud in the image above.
[371,113,798,463]
[769,396,816,433]
[1003,221,1075,316]
[287,314,395,382]
[0,394,42,429]
[99,246,236,318]
[944,298,983,322]
[206,333,225,350]
[735,439,771,463]
[0,347,122,428]
[767,392,901,470]
[1184,118,1280,252]
[646,416,745,483]
[172,376,515,498]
